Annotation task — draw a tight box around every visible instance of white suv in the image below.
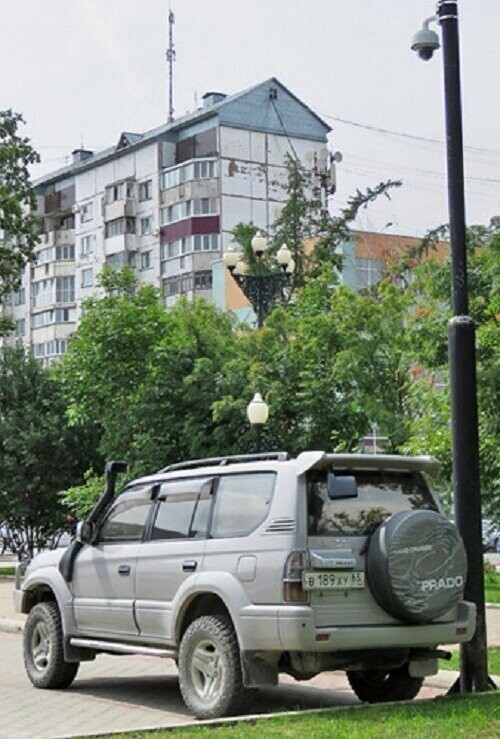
[15,452,475,719]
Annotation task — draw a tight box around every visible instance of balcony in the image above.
[104,233,137,256]
[104,197,136,222]
[43,185,75,215]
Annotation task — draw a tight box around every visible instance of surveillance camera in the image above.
[411,22,440,61]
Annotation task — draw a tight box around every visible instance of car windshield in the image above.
[307,470,437,536]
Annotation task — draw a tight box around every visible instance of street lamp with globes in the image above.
[224,231,295,328]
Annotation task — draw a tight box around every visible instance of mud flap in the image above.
[240,651,279,687]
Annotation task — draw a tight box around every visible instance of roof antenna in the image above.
[166,5,176,122]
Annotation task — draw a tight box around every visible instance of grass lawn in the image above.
[484,572,500,604]
[0,567,14,577]
[440,646,500,676]
[103,694,499,739]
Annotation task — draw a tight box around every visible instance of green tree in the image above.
[0,110,40,334]
[0,346,99,553]
[213,264,414,457]
[401,220,499,514]
[232,153,401,293]
[59,269,237,483]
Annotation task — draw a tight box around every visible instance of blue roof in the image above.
[35,78,331,186]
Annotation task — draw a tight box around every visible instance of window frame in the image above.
[208,471,277,539]
[146,477,214,542]
[97,486,156,544]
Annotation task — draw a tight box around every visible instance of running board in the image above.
[70,638,176,658]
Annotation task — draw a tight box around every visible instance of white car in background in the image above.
[483,519,500,553]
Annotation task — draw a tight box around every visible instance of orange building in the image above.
[216,230,449,322]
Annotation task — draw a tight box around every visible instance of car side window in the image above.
[151,479,212,540]
[210,473,276,538]
[99,490,153,542]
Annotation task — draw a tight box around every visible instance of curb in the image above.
[0,617,24,633]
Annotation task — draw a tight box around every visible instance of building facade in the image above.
[2,78,331,363]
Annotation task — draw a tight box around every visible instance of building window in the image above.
[80,201,93,222]
[81,235,95,256]
[161,158,218,190]
[141,250,152,270]
[138,179,153,201]
[194,270,212,290]
[192,197,217,216]
[81,268,93,288]
[38,247,54,264]
[38,244,75,263]
[14,288,25,306]
[180,273,193,293]
[55,307,76,323]
[105,180,135,204]
[58,214,75,230]
[163,275,181,297]
[56,244,75,260]
[105,251,136,268]
[32,308,76,329]
[32,279,55,309]
[140,216,153,235]
[32,339,67,359]
[56,276,75,304]
[193,234,219,252]
[193,160,216,179]
[105,217,136,239]
[356,258,383,289]
[14,319,25,337]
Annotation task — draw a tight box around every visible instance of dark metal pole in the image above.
[438,0,491,692]
[254,425,262,453]
[257,276,264,329]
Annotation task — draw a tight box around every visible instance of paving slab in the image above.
[0,630,449,739]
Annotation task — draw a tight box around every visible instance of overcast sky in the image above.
[1,0,499,236]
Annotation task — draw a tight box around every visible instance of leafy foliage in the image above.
[0,346,99,552]
[400,219,499,514]
[0,110,40,334]
[59,271,237,480]
[231,154,401,293]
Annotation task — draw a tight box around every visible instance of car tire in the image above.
[23,602,79,689]
[347,665,424,703]
[366,509,467,623]
[178,615,247,719]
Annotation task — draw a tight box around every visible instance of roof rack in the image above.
[158,452,289,474]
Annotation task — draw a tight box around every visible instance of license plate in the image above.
[302,570,365,590]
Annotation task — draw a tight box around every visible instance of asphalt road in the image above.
[0,629,451,739]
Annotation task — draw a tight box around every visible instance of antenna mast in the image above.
[166,7,176,122]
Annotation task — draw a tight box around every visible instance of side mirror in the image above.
[327,473,358,500]
[76,520,94,544]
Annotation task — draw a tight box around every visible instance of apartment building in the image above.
[3,77,331,363]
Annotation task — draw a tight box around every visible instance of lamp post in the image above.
[223,232,295,328]
[246,392,269,453]
[412,1,492,692]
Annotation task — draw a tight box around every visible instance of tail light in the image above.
[283,550,309,603]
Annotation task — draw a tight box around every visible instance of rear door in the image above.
[134,477,213,641]
[305,470,437,627]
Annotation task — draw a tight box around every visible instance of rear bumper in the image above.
[236,600,476,652]
[276,600,476,652]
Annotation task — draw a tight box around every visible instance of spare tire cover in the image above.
[366,509,467,623]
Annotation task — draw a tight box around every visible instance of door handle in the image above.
[118,564,131,576]
[182,560,197,572]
